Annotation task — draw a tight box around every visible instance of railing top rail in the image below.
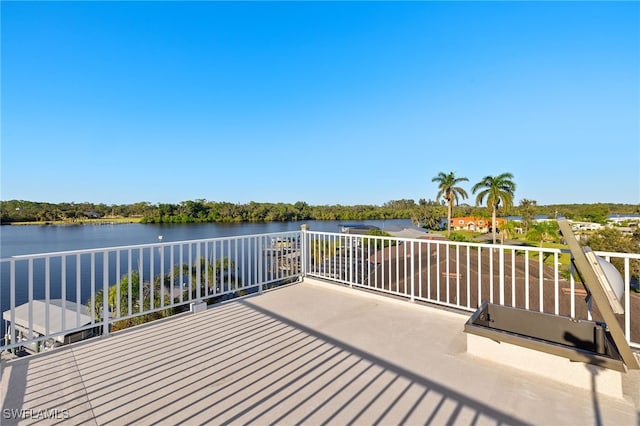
[2,229,302,261]
[592,250,640,259]
[305,230,566,253]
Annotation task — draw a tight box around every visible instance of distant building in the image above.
[449,216,506,233]
[571,222,604,232]
[607,214,640,224]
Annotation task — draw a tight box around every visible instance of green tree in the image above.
[526,220,560,246]
[586,227,640,279]
[412,205,445,231]
[579,203,610,223]
[172,257,240,302]
[92,271,143,321]
[518,198,537,235]
[91,271,172,331]
[472,173,516,245]
[501,220,519,241]
[310,239,340,266]
[432,171,469,237]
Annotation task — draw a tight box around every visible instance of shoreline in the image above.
[2,217,143,226]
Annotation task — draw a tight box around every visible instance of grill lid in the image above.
[558,219,639,370]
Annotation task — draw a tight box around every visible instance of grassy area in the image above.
[7,217,143,225]
[526,242,572,276]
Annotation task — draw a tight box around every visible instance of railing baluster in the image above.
[190,243,195,297]
[234,238,239,290]
[258,236,263,287]
[103,251,109,336]
[90,254,95,322]
[444,244,451,303]
[396,240,400,295]
[419,241,423,299]
[524,251,530,310]
[150,246,155,309]
[28,258,33,341]
[624,257,630,343]
[456,245,460,306]
[213,241,218,295]
[445,242,450,303]
[466,245,470,309]
[61,256,66,332]
[160,245,165,308]
[241,238,245,289]
[196,243,201,300]
[139,248,144,311]
[427,241,431,300]
[403,241,407,295]
[489,248,494,304]
[75,255,81,331]
[223,239,229,292]
[387,238,391,292]
[10,259,16,347]
[570,261,575,318]
[115,252,121,319]
[179,245,184,303]
[554,252,559,315]
[539,251,544,313]
[436,242,441,302]
[511,249,516,307]
[410,242,415,302]
[128,249,133,315]
[477,247,482,308]
[46,257,51,338]
[499,247,504,306]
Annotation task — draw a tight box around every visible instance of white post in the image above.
[103,251,110,337]
[301,224,308,280]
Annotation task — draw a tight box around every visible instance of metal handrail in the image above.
[2,228,638,354]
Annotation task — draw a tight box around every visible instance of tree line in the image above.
[1,198,638,226]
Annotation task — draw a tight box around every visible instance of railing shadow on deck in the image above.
[2,295,531,425]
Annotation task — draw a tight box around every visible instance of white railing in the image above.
[1,231,302,353]
[2,228,639,354]
[304,230,640,349]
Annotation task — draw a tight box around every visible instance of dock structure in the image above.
[3,300,95,354]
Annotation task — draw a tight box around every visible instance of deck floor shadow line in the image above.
[100,333,324,425]
[223,350,359,425]
[241,298,532,426]
[74,312,282,382]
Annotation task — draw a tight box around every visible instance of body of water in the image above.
[0,219,414,258]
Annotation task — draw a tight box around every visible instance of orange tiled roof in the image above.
[450,216,506,226]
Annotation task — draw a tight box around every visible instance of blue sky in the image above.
[2,1,639,206]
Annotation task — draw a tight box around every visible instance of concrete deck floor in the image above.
[1,278,638,425]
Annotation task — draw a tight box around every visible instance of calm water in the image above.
[0,220,414,335]
[0,219,413,258]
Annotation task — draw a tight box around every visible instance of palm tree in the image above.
[472,173,516,245]
[518,198,537,235]
[432,172,469,236]
[172,257,239,302]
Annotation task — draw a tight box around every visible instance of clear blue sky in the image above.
[2,1,639,206]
